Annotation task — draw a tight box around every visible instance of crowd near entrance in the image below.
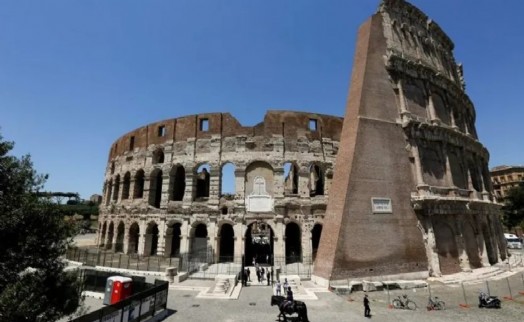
[245,221,274,266]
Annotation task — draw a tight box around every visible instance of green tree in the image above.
[502,182,524,231]
[0,134,80,322]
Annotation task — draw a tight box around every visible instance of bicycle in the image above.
[392,294,417,310]
[426,296,445,310]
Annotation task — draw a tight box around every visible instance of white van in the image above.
[504,233,523,249]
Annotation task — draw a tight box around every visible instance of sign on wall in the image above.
[246,176,274,213]
[371,197,392,214]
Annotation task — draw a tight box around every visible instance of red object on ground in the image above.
[109,276,133,304]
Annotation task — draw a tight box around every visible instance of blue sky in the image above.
[1,0,523,199]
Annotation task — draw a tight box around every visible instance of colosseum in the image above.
[98,111,341,271]
[97,0,507,281]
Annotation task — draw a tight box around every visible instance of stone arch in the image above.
[309,163,325,196]
[285,222,302,264]
[133,170,145,199]
[122,172,131,200]
[220,162,236,198]
[218,223,235,262]
[245,161,274,196]
[149,169,163,208]
[153,148,165,164]
[462,220,482,268]
[145,221,159,256]
[284,162,299,195]
[194,164,210,200]
[166,221,182,257]
[311,223,323,262]
[128,222,140,254]
[112,175,120,202]
[100,221,107,247]
[244,221,274,265]
[432,91,451,125]
[106,221,115,250]
[190,223,209,261]
[169,164,186,201]
[433,221,461,274]
[105,179,113,206]
[115,221,125,252]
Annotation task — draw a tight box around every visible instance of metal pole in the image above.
[506,277,513,299]
[486,280,491,297]
[461,282,468,307]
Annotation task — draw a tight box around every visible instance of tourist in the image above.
[270,267,274,284]
[275,280,282,296]
[266,269,271,285]
[283,278,289,291]
[246,267,251,282]
[364,294,371,318]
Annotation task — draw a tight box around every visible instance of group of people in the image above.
[243,265,274,285]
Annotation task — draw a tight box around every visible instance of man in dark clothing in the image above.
[266,270,271,285]
[270,267,274,284]
[364,294,371,317]
[246,267,251,282]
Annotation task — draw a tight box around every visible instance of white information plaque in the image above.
[371,197,392,214]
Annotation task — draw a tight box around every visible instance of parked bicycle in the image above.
[392,294,417,310]
[426,296,445,310]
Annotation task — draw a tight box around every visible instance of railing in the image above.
[71,278,168,322]
[66,247,314,279]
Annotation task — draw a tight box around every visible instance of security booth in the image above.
[103,276,133,305]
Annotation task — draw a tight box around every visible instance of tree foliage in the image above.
[502,182,524,231]
[0,134,80,322]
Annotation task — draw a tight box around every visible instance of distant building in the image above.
[89,194,103,205]
[490,166,524,202]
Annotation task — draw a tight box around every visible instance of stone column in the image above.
[143,233,152,256]
[427,93,438,121]
[157,220,167,256]
[303,224,313,265]
[208,221,218,262]
[397,78,408,114]
[423,218,442,277]
[234,222,244,264]
[274,218,285,267]
[298,165,310,198]
[454,219,472,272]
[209,166,220,207]
[273,167,285,198]
[235,168,246,206]
[183,168,195,204]
[443,143,453,187]
[180,221,190,254]
[111,229,118,252]
[129,177,136,200]
[143,173,152,205]
[117,178,125,203]
[161,171,170,208]
[123,228,130,254]
[412,144,425,186]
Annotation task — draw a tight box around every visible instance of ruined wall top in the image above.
[108,110,343,160]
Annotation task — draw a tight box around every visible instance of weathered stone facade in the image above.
[314,0,507,282]
[97,111,341,266]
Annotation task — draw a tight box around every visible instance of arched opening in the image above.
[128,222,140,254]
[100,222,107,247]
[220,163,235,198]
[106,222,115,250]
[153,148,165,164]
[195,164,210,200]
[149,169,163,208]
[115,222,125,252]
[433,221,461,274]
[105,180,113,206]
[244,221,274,266]
[133,170,145,199]
[169,165,186,201]
[112,175,120,201]
[166,222,182,257]
[309,164,324,196]
[122,172,131,200]
[284,162,299,195]
[463,221,482,268]
[191,223,208,261]
[221,206,228,215]
[145,222,159,256]
[311,224,322,262]
[285,222,302,263]
[219,224,234,262]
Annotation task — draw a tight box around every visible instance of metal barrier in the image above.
[71,279,169,322]
[66,247,313,279]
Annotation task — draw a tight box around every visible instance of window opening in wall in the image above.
[122,172,131,200]
[221,163,235,199]
[153,149,164,164]
[309,119,318,131]
[192,224,208,257]
[170,165,186,201]
[284,162,299,195]
[199,119,209,132]
[221,207,228,215]
[112,175,120,201]
[219,224,234,262]
[309,164,324,196]
[133,170,145,199]
[158,125,166,137]
[128,223,140,254]
[149,170,163,208]
[129,136,135,151]
[285,222,302,264]
[195,164,210,200]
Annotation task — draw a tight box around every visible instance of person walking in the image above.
[283,278,289,291]
[266,269,271,285]
[246,267,251,282]
[261,267,265,283]
[256,267,261,283]
[270,267,274,284]
[275,280,282,296]
[364,294,371,318]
